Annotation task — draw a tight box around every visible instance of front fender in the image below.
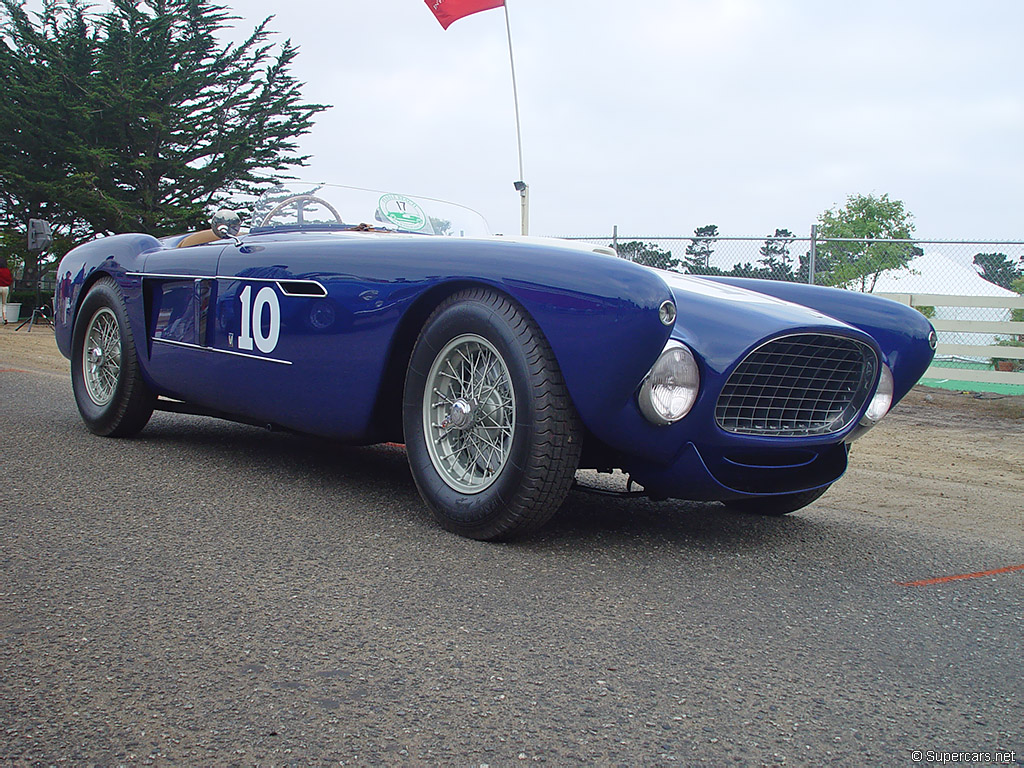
[495,249,674,435]
[263,235,678,445]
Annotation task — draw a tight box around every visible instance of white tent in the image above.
[870,251,1018,349]
[870,251,1018,297]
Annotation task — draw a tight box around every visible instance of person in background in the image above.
[0,256,13,324]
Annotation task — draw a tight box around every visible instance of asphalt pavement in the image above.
[2,368,1022,766]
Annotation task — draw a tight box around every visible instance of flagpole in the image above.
[503,1,528,235]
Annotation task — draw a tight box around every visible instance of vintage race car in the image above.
[54,183,936,540]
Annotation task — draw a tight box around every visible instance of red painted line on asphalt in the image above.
[0,367,32,373]
[896,564,1024,587]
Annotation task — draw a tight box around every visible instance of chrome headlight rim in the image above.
[659,300,676,327]
[638,340,700,426]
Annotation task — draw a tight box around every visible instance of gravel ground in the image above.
[2,325,1022,766]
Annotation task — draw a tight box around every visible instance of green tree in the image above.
[757,228,796,281]
[1012,276,1024,326]
[614,240,678,271]
[0,0,327,285]
[973,253,1022,291]
[724,262,762,279]
[681,225,721,275]
[814,193,917,292]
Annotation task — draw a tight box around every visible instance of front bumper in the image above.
[621,440,850,502]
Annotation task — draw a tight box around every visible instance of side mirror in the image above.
[211,209,242,240]
[27,219,52,252]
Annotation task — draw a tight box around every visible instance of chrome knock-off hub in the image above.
[441,398,475,431]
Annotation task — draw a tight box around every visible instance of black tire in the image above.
[723,486,830,516]
[71,278,155,437]
[403,289,582,540]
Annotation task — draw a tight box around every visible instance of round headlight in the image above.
[861,364,894,426]
[638,341,700,425]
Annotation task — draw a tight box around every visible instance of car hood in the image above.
[650,268,876,375]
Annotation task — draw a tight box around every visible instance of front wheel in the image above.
[403,289,582,540]
[722,486,831,516]
[71,278,155,437]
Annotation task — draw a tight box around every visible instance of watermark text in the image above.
[911,750,1016,765]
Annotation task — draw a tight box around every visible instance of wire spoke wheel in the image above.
[82,307,122,406]
[423,333,516,494]
[404,289,582,540]
[71,278,154,437]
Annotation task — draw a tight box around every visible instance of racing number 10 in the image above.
[238,284,281,354]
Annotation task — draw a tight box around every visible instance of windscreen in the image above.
[249,183,491,238]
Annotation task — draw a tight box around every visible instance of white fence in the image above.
[877,293,1024,387]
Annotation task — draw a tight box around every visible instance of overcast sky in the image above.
[32,0,1024,239]
[212,0,1022,239]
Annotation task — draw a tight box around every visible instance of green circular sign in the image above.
[379,193,428,232]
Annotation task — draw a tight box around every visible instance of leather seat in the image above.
[177,230,222,248]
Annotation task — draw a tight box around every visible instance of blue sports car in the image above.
[54,184,936,539]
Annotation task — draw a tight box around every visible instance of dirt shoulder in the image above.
[831,386,1024,545]
[0,323,69,375]
[897,383,1024,421]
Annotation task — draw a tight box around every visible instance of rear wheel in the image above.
[403,289,582,540]
[71,278,155,437]
[723,486,830,516]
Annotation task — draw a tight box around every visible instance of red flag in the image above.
[425,0,504,29]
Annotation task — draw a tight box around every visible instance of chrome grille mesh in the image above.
[716,334,877,437]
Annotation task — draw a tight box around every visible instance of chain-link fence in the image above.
[557,231,1024,389]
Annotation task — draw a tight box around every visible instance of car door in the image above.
[205,237,390,439]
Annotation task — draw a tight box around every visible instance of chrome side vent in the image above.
[277,280,327,297]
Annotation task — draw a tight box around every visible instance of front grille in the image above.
[716,334,878,437]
